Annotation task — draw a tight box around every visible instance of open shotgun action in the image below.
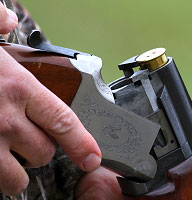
[1,31,192,199]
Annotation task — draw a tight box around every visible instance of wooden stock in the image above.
[0,43,82,106]
[124,156,192,200]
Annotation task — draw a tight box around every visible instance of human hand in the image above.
[0,2,18,33]
[0,2,101,195]
[75,167,124,200]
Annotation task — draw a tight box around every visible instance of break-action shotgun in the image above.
[1,30,192,199]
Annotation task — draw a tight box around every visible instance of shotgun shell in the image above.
[136,48,168,71]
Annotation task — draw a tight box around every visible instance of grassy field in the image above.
[18,0,192,96]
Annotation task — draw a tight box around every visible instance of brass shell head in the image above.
[136,48,168,71]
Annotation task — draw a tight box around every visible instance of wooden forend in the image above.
[1,43,82,106]
[125,156,192,200]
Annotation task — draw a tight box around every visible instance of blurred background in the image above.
[18,0,192,96]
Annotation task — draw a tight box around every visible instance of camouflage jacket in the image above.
[0,1,82,200]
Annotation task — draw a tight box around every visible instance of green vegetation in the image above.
[18,0,192,95]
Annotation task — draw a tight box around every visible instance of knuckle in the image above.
[47,106,76,136]
[0,113,17,135]
[31,142,56,167]
[1,73,30,104]
[71,139,88,155]
[64,137,91,162]
[1,173,29,196]
[39,144,56,166]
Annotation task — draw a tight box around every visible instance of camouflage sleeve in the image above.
[0,0,47,45]
[0,1,83,200]
[12,0,48,45]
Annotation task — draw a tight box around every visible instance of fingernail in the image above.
[83,153,101,171]
[7,8,18,23]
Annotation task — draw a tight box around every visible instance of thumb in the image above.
[0,2,18,34]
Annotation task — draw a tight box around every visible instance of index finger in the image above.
[26,78,101,172]
[0,43,101,172]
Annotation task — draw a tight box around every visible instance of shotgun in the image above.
[1,31,192,199]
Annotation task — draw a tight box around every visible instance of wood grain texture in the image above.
[124,156,192,200]
[1,43,82,106]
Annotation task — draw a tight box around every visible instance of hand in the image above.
[0,2,18,34]
[75,167,125,200]
[0,2,101,195]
